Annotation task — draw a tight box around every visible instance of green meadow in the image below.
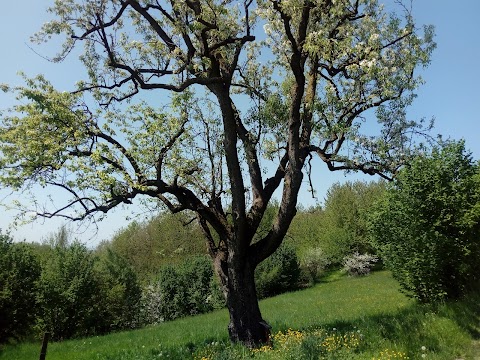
[1,271,478,360]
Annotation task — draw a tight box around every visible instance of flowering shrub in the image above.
[140,283,164,325]
[300,247,330,283]
[343,252,378,276]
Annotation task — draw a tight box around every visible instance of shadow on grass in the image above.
[269,290,480,359]
[440,290,480,339]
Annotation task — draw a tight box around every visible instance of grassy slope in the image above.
[1,271,478,360]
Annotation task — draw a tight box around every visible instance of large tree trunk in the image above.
[214,252,270,346]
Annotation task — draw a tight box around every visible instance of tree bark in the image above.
[213,249,270,346]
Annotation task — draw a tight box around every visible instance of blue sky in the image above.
[1,1,479,245]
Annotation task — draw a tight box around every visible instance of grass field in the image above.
[1,271,478,359]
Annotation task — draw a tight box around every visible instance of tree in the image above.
[95,249,142,332]
[369,141,480,302]
[321,180,386,263]
[105,212,206,281]
[0,0,434,345]
[36,237,100,340]
[0,231,41,343]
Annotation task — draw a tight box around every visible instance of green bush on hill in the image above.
[288,181,386,266]
[142,256,221,323]
[0,231,41,343]
[35,239,102,340]
[255,242,301,298]
[106,212,206,281]
[0,226,144,342]
[95,249,143,332]
[370,141,480,302]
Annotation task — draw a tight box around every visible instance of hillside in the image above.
[1,271,478,360]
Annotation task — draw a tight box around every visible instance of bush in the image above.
[206,275,226,310]
[0,232,41,343]
[142,256,217,323]
[140,283,164,325]
[320,181,386,264]
[255,242,300,298]
[370,141,480,302]
[107,212,205,281]
[35,239,101,340]
[95,249,142,332]
[342,252,378,276]
[299,247,330,283]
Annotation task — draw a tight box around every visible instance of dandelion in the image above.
[373,349,409,360]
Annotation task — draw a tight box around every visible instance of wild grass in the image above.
[1,271,478,360]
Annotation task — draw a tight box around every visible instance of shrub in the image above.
[300,247,330,283]
[181,256,215,315]
[35,239,101,340]
[342,252,378,276]
[143,256,217,323]
[288,181,386,266]
[206,275,226,310]
[255,242,300,298]
[370,141,480,302]
[95,249,142,332]
[0,232,41,343]
[107,212,205,281]
[140,283,164,325]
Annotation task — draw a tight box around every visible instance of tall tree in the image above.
[0,0,434,345]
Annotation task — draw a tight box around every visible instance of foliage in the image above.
[1,226,145,343]
[33,226,143,339]
[288,181,386,265]
[255,242,300,299]
[370,141,480,302]
[106,212,205,282]
[95,249,143,332]
[299,247,330,284]
[35,237,101,340]
[0,231,41,343]
[139,251,225,326]
[342,252,378,277]
[321,181,386,264]
[286,205,324,255]
[143,256,217,323]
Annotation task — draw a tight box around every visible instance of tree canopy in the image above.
[0,0,435,345]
